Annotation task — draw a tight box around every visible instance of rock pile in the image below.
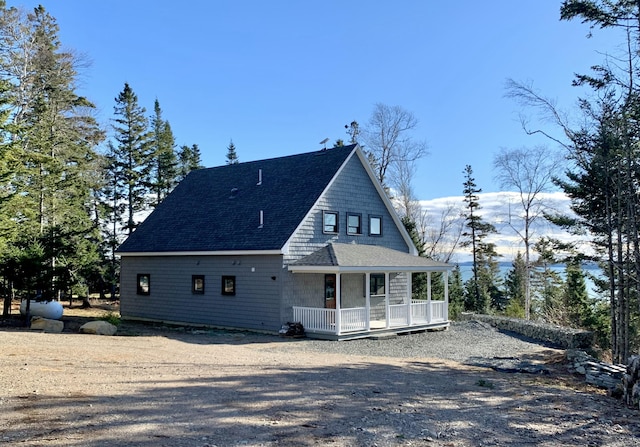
[623,355,640,410]
[567,349,626,390]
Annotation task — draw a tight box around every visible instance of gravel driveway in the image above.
[1,317,639,447]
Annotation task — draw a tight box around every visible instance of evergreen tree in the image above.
[177,144,203,181]
[149,99,178,206]
[226,139,239,165]
[110,82,152,235]
[448,265,465,320]
[563,258,590,328]
[504,252,527,317]
[0,5,105,301]
[461,165,498,313]
[531,238,566,321]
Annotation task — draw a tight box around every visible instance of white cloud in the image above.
[417,191,591,263]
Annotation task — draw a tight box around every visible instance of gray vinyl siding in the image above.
[120,255,284,332]
[284,154,411,263]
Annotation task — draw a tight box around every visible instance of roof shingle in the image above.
[117,145,357,253]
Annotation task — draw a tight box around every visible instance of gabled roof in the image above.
[289,243,453,273]
[117,145,358,253]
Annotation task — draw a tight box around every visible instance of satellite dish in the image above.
[319,137,329,149]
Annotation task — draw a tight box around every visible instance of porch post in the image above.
[427,271,432,323]
[444,270,449,321]
[335,272,342,334]
[365,272,371,331]
[384,272,390,329]
[406,272,412,326]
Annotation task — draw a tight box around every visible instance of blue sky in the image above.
[17,0,620,199]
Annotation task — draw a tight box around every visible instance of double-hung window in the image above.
[323,211,339,234]
[347,213,362,235]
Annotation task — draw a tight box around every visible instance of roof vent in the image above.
[230,187,239,198]
[258,210,264,229]
[257,169,262,186]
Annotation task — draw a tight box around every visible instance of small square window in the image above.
[221,275,236,296]
[369,215,382,236]
[347,213,362,235]
[192,275,205,294]
[137,274,150,295]
[323,211,339,234]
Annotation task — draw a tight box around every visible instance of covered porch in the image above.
[288,243,453,340]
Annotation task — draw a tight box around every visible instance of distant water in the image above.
[456,261,602,297]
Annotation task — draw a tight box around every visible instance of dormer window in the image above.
[323,211,339,234]
[347,213,362,235]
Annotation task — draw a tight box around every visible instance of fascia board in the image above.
[118,250,283,257]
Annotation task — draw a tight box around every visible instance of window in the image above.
[221,275,236,296]
[369,215,382,236]
[347,213,362,235]
[323,211,339,234]
[324,274,336,309]
[370,274,385,296]
[137,274,150,295]
[192,275,205,294]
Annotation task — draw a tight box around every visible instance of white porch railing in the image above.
[293,300,448,335]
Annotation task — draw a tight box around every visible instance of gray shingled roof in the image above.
[117,145,357,253]
[289,243,453,272]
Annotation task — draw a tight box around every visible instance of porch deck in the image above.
[293,300,449,340]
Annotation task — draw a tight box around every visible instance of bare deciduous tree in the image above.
[362,103,428,189]
[493,145,564,319]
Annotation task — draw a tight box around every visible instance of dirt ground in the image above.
[1,302,639,447]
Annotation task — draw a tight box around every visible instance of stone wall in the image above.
[567,349,626,390]
[459,313,593,349]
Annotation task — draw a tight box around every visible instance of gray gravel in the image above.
[285,320,557,364]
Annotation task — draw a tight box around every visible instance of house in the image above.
[117,144,453,339]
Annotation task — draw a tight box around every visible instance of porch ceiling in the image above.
[288,243,453,273]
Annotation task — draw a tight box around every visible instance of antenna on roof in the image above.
[319,137,329,149]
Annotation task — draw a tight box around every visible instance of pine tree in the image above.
[448,265,465,319]
[563,258,590,328]
[461,165,498,313]
[2,5,105,301]
[226,139,239,165]
[504,252,527,317]
[110,83,152,235]
[149,99,177,206]
[177,144,203,181]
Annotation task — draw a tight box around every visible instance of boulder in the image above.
[79,320,117,336]
[30,316,64,333]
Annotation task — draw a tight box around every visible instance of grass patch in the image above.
[100,311,121,326]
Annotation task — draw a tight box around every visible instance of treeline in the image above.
[0,3,202,313]
[407,1,640,362]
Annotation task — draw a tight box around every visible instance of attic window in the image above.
[347,213,362,235]
[323,211,338,234]
[369,215,382,236]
